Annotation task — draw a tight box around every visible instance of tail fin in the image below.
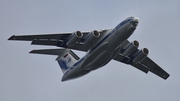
[56,49,79,73]
[30,48,80,73]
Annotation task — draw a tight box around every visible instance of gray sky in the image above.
[1,0,180,101]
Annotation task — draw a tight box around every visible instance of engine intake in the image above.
[122,40,139,56]
[133,48,149,63]
[66,31,83,47]
[83,30,100,45]
[92,30,100,37]
[75,31,83,38]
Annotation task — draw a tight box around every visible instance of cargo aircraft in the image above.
[8,16,170,81]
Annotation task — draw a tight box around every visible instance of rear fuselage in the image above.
[61,17,139,81]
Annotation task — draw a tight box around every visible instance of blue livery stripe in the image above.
[58,60,68,71]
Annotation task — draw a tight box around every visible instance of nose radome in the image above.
[133,17,139,22]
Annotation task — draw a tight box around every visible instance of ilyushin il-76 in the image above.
[8,16,170,81]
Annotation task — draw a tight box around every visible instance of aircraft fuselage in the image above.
[61,17,139,81]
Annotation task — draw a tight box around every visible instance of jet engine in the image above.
[66,31,83,47]
[83,30,100,45]
[133,48,149,63]
[122,40,139,56]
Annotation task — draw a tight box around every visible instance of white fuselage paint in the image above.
[61,17,139,81]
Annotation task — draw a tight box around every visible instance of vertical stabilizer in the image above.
[56,49,79,73]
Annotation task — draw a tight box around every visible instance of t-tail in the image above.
[29,48,80,73]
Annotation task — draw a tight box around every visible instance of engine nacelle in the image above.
[83,30,100,45]
[122,40,139,56]
[133,48,149,64]
[66,31,83,47]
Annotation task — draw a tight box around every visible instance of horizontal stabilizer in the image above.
[29,49,80,60]
[29,49,66,55]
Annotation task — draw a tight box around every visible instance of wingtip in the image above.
[163,74,170,80]
[8,35,15,40]
[29,50,35,54]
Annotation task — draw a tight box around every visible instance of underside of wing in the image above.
[113,54,149,73]
[140,57,170,79]
[8,29,110,52]
[8,33,71,47]
[113,40,170,80]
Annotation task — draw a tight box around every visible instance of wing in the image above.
[113,40,170,80]
[8,29,110,52]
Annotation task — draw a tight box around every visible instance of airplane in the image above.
[8,16,170,81]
